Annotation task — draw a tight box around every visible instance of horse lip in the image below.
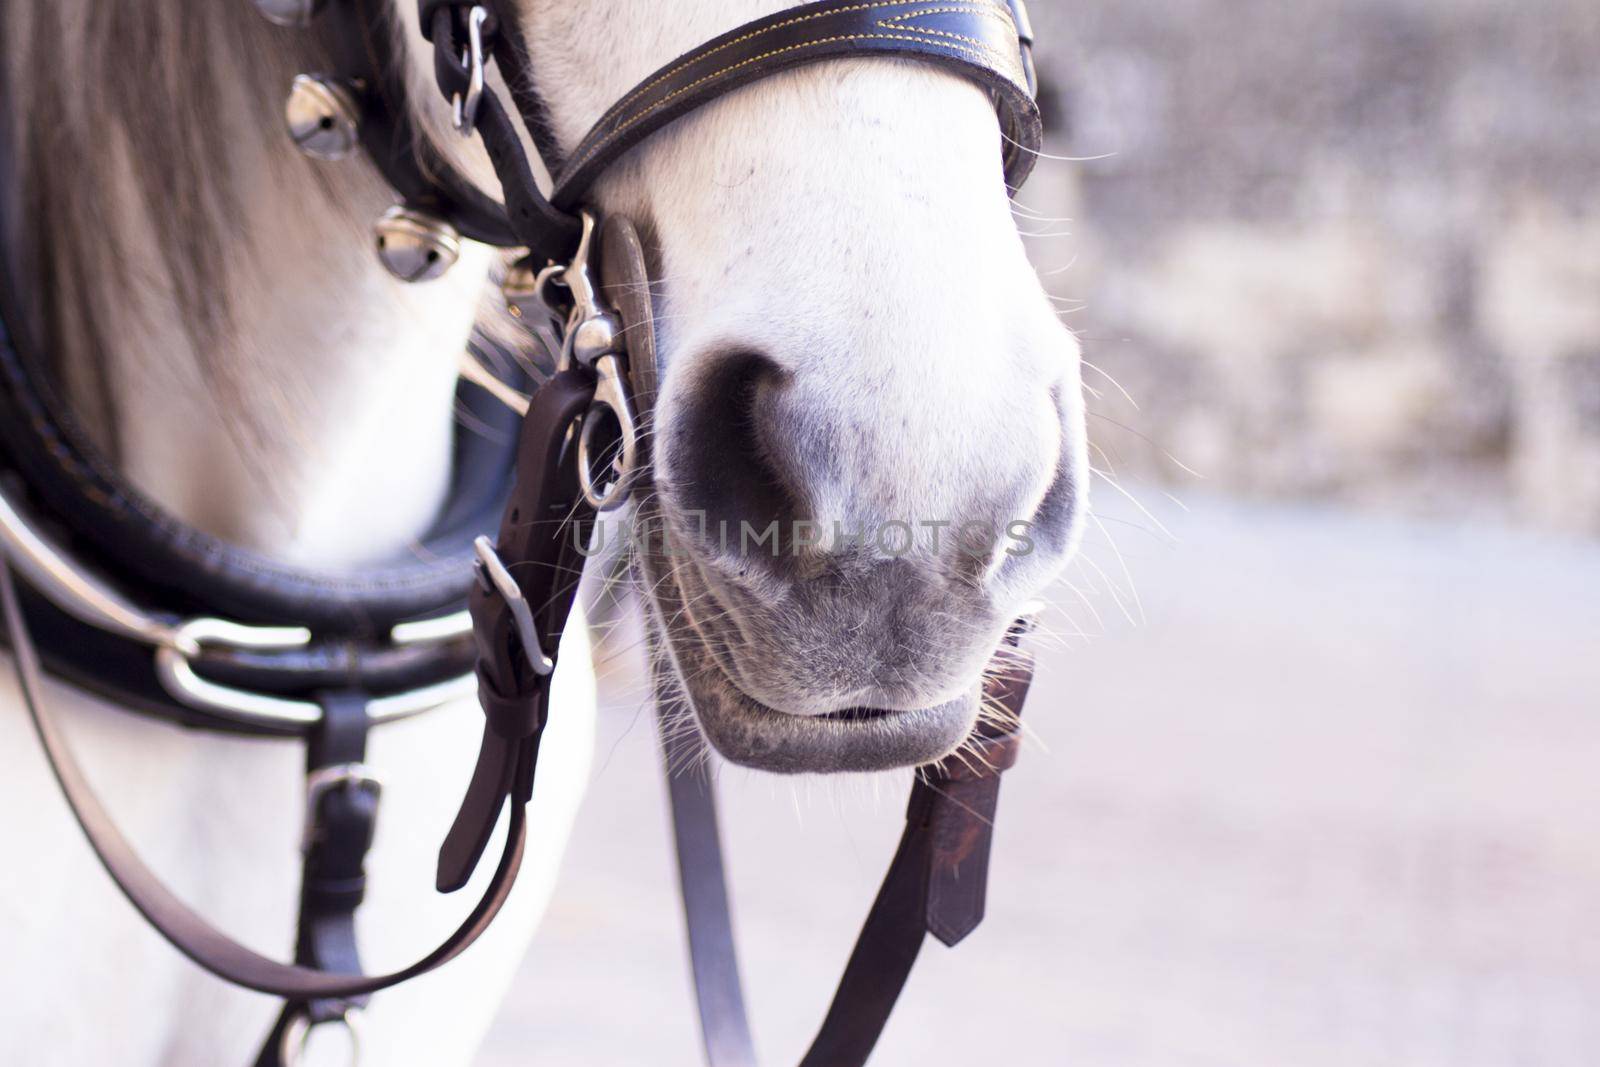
[674,641,980,774]
[816,706,900,722]
[636,518,980,773]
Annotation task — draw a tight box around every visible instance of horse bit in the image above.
[0,2,1045,1064]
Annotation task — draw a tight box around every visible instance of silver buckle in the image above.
[300,762,383,854]
[473,536,555,677]
[151,617,474,729]
[451,6,489,135]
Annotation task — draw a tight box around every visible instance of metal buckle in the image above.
[473,536,555,677]
[301,762,383,854]
[3,441,476,730]
[280,1006,363,1067]
[150,617,475,729]
[451,6,489,135]
[539,212,641,510]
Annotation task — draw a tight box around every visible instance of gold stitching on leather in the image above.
[567,3,1023,180]
[594,1,1014,136]
[877,6,1020,74]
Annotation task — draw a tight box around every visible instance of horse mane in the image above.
[0,4,333,452]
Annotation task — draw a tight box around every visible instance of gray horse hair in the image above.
[0,5,348,454]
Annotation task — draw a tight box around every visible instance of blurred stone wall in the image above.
[1024,0,1600,533]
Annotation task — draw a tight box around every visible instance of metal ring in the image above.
[451,6,489,135]
[0,487,185,651]
[153,646,475,729]
[280,1007,363,1067]
[576,354,640,511]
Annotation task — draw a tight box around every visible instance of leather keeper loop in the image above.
[417,0,498,42]
[475,665,548,740]
[302,877,368,911]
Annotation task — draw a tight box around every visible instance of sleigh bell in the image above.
[284,75,360,161]
[374,205,461,283]
[250,0,324,28]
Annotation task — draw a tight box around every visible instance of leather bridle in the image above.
[0,2,1046,1064]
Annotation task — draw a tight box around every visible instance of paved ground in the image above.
[478,488,1600,1066]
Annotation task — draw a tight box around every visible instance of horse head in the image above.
[417,0,1088,772]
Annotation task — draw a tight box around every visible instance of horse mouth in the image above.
[634,522,979,774]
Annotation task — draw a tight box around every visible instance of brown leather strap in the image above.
[252,692,378,1066]
[436,366,598,893]
[658,644,1034,1067]
[0,560,529,1000]
[655,657,761,1067]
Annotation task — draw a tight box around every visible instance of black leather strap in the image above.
[655,657,760,1067]
[413,0,1041,265]
[798,656,1030,1064]
[419,3,584,256]
[2,578,476,739]
[0,290,521,635]
[436,365,597,892]
[551,0,1043,207]
[253,692,378,1066]
[0,560,531,1000]
[322,0,521,246]
[350,0,1042,256]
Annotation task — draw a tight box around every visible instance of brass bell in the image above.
[251,0,323,28]
[374,206,461,283]
[285,75,359,161]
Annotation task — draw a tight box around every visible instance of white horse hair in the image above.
[0,1,1085,1063]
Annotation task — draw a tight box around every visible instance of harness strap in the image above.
[253,692,379,1066]
[436,366,598,893]
[412,0,1043,264]
[658,640,1034,1067]
[321,0,524,247]
[549,0,1043,207]
[0,560,531,1001]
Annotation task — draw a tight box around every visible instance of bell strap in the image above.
[0,559,528,1000]
[321,0,525,247]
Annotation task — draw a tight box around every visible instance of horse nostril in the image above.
[661,349,804,561]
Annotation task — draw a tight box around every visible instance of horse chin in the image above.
[635,532,980,775]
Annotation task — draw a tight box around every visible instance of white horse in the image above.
[0,1,1084,1063]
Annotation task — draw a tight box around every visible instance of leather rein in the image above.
[0,2,1045,1064]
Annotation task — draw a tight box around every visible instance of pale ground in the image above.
[478,487,1600,1066]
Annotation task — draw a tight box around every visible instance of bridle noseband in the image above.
[0,3,1046,1065]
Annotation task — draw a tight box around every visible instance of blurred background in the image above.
[1031,0,1600,536]
[482,1,1599,1062]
